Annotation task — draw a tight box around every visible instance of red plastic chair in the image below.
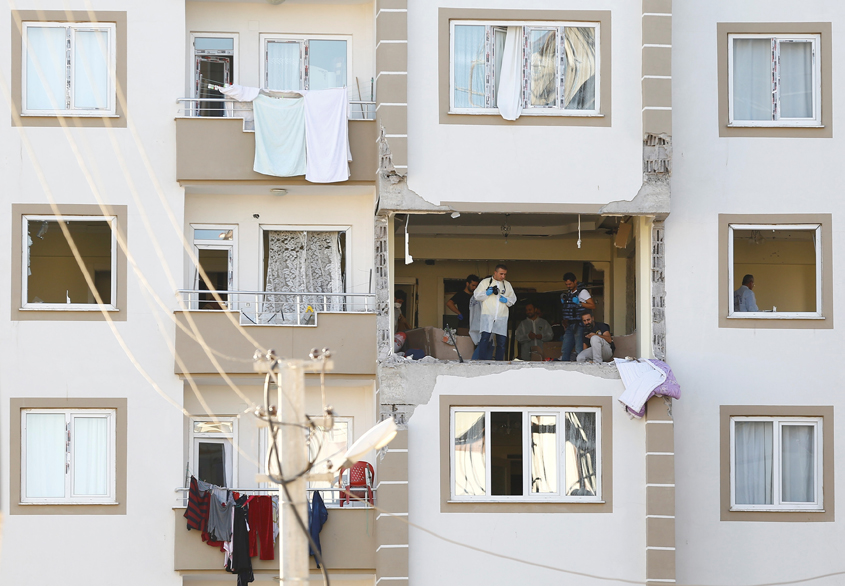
[339,461,375,507]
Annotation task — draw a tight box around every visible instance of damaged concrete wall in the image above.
[652,221,666,360]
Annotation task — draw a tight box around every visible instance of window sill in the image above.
[19,501,119,506]
[448,499,605,504]
[448,110,604,118]
[20,113,120,118]
[727,314,824,320]
[727,123,824,129]
[730,507,824,513]
[19,306,119,312]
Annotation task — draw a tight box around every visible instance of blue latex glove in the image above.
[457,313,464,321]
[499,295,508,303]
[486,287,495,296]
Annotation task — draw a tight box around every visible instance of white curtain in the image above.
[452,25,486,109]
[25,27,66,111]
[779,41,813,118]
[264,231,343,323]
[493,28,506,105]
[530,415,557,493]
[73,30,110,109]
[73,416,109,496]
[734,421,773,504]
[454,412,486,496]
[563,27,597,110]
[781,425,815,502]
[25,413,66,498]
[732,38,773,121]
[267,41,302,90]
[497,26,524,120]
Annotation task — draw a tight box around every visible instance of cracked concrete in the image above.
[600,133,672,218]
[377,128,451,213]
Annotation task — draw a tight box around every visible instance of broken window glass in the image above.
[528,29,557,108]
[562,27,596,110]
[454,411,486,496]
[564,411,597,497]
[530,414,557,494]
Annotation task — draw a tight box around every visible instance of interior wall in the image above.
[733,239,816,312]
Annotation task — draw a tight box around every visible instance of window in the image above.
[191,225,236,310]
[190,418,237,488]
[728,223,822,319]
[307,417,353,507]
[730,417,822,511]
[22,215,117,311]
[21,409,116,504]
[451,407,600,502]
[260,34,350,91]
[450,21,599,115]
[729,34,820,126]
[21,21,116,116]
[191,33,238,117]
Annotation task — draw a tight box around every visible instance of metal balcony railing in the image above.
[173,486,374,509]
[176,97,376,123]
[177,289,376,326]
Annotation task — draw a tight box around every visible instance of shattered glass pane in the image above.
[563,27,596,110]
[564,411,597,496]
[528,29,557,107]
[454,411,486,496]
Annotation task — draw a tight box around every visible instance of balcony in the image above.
[173,506,376,572]
[174,291,377,375]
[175,99,378,184]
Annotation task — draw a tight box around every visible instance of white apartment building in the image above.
[1,1,838,586]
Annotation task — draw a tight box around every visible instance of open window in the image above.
[258,226,348,324]
[260,34,351,91]
[191,225,235,310]
[450,20,599,115]
[191,33,238,117]
[190,417,236,488]
[728,224,822,319]
[307,417,353,507]
[23,215,117,311]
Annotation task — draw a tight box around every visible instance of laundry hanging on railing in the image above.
[216,85,352,182]
[615,358,681,418]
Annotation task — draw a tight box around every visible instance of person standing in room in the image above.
[446,274,480,335]
[559,272,596,361]
[471,265,517,361]
[394,289,411,332]
[515,303,554,360]
[734,274,759,312]
[576,311,614,364]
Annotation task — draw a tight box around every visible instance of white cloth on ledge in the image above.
[252,94,307,177]
[304,87,351,183]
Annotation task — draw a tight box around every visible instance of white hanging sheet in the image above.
[252,94,307,177]
[304,87,351,183]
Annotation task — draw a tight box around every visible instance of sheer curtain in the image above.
[73,416,109,496]
[781,425,815,502]
[267,41,302,90]
[454,412,486,496]
[563,27,597,110]
[732,38,773,121]
[530,415,557,494]
[452,25,486,108]
[779,41,813,118]
[25,413,66,498]
[734,421,773,504]
[73,30,110,109]
[25,26,67,111]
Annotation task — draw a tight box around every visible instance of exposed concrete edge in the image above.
[599,175,670,218]
[376,127,450,213]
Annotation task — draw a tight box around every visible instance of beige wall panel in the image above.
[643,109,672,135]
[643,0,672,13]
[176,118,377,183]
[642,15,672,46]
[647,549,676,581]
[646,454,675,485]
[647,486,675,516]
[376,547,409,577]
[377,0,407,10]
[647,396,673,420]
[646,421,675,452]
[377,514,409,544]
[377,483,409,513]
[377,105,408,135]
[376,11,408,43]
[643,78,672,108]
[385,136,407,168]
[642,46,671,77]
[388,430,408,450]
[376,42,408,73]
[647,517,676,547]
[378,451,409,480]
[377,74,408,105]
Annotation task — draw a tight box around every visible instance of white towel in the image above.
[219,84,260,102]
[304,87,351,183]
[497,26,524,121]
[615,358,668,414]
[252,94,307,177]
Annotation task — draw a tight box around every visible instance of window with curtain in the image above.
[451,407,600,501]
[451,21,599,116]
[22,22,116,116]
[262,35,349,91]
[21,409,116,503]
[731,417,822,511]
[729,34,820,126]
[191,418,236,488]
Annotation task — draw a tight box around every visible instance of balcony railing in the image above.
[173,486,374,509]
[177,289,376,326]
[176,97,376,125]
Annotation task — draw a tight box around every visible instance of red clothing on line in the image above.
[248,495,275,560]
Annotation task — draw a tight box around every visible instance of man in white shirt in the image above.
[515,303,554,360]
[471,264,517,361]
[734,274,759,312]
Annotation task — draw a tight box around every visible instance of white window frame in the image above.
[730,416,823,512]
[190,416,238,488]
[449,20,601,117]
[728,33,822,127]
[189,32,239,98]
[727,223,823,319]
[259,33,353,91]
[21,409,117,504]
[309,416,353,507]
[22,214,118,311]
[21,21,117,117]
[191,224,237,310]
[450,407,602,503]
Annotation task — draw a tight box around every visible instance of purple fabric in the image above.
[626,360,681,418]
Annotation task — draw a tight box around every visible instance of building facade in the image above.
[0,1,838,586]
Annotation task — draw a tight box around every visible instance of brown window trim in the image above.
[720,405,834,522]
[717,22,832,138]
[9,398,128,515]
[11,10,128,128]
[440,394,613,513]
[11,203,128,321]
